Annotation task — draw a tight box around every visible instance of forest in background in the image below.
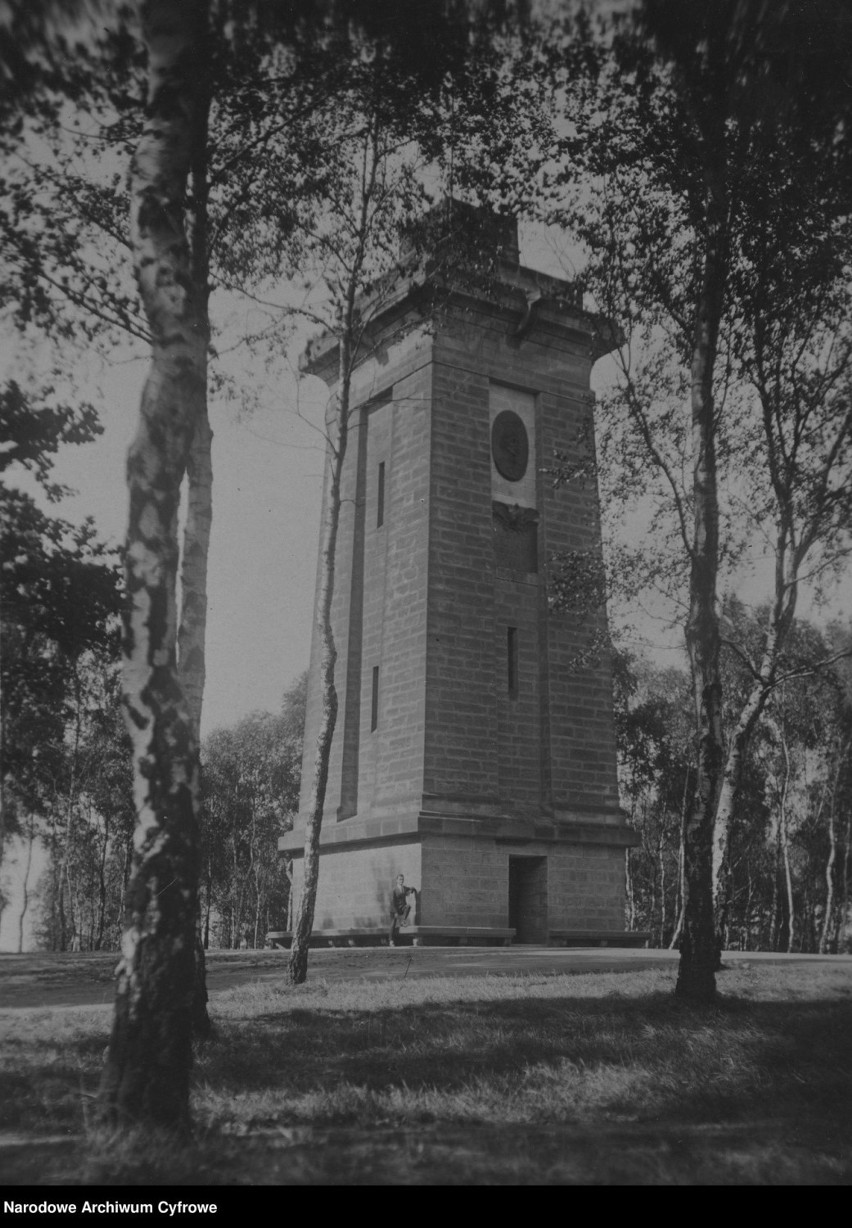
[3,588,849,954]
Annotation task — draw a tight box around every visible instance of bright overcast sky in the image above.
[32,334,330,738]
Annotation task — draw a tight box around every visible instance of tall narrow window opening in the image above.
[507,627,518,696]
[371,665,380,731]
[377,461,385,528]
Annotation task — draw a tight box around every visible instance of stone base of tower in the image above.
[281,810,636,943]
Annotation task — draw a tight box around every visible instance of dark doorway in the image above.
[508,856,548,943]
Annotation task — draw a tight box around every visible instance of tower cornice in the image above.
[301,251,619,388]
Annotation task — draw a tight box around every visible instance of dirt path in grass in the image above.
[1,947,848,1011]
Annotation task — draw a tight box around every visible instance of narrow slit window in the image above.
[507,627,518,696]
[371,665,380,731]
[377,461,385,528]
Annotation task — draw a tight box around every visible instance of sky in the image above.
[45,347,331,738]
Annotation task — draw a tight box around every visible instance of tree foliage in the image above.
[200,673,305,949]
[619,621,852,955]
[0,378,122,945]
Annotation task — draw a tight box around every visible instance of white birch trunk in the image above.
[287,360,348,985]
[820,734,850,953]
[16,823,35,954]
[99,0,208,1132]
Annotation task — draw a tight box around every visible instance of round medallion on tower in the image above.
[491,409,529,482]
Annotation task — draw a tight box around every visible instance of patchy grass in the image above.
[1,963,851,1185]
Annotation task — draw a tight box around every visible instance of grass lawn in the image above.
[1,962,850,1185]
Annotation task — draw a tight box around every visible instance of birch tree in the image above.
[285,80,436,986]
[711,252,852,945]
[97,0,210,1131]
[542,0,852,1001]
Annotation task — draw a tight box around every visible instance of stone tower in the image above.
[281,203,636,944]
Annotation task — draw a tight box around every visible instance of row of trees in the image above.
[0,390,305,953]
[0,383,301,951]
[0,385,125,951]
[10,577,847,963]
[8,589,849,963]
[620,616,852,956]
[199,677,304,950]
[1,640,305,958]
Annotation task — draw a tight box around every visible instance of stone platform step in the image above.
[266,926,516,949]
[548,930,650,948]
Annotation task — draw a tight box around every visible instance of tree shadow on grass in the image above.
[0,1029,110,1133]
[191,990,852,1153]
[2,987,851,1186]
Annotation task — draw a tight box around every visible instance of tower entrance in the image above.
[508,856,548,944]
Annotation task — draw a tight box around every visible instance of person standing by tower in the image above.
[389,874,416,946]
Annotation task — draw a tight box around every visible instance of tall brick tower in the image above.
[281,203,636,945]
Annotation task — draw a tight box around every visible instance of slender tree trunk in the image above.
[840,787,851,951]
[48,814,60,949]
[230,837,239,948]
[821,773,838,955]
[0,769,9,938]
[645,818,657,941]
[96,812,110,951]
[743,865,754,950]
[669,768,689,949]
[99,0,208,1134]
[778,735,796,953]
[713,687,766,946]
[676,160,727,1005]
[821,734,850,953]
[57,667,85,952]
[625,848,635,930]
[16,822,35,954]
[769,815,782,951]
[288,352,349,985]
[286,121,388,984]
[119,837,132,924]
[203,873,212,950]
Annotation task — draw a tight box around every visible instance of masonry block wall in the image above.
[291,840,422,932]
[368,364,433,816]
[284,207,635,938]
[419,838,625,931]
[291,832,625,934]
[420,314,621,823]
[298,337,434,826]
